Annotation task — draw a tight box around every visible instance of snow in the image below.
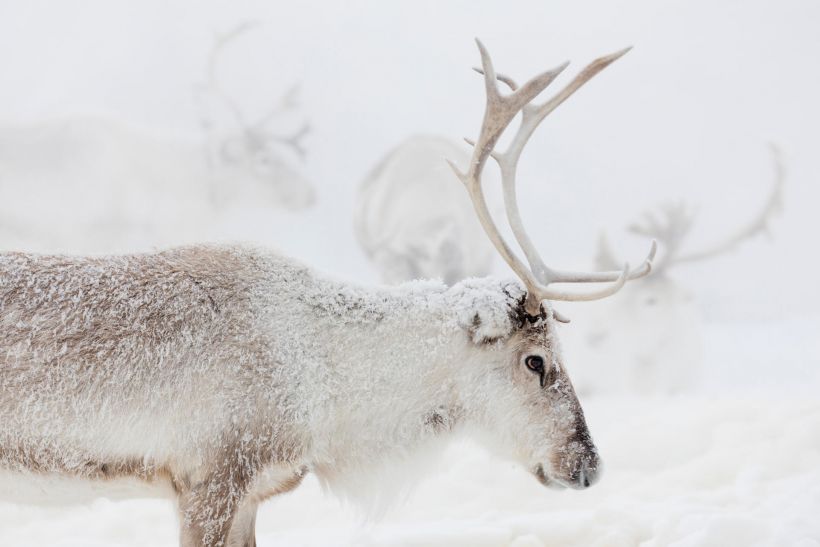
[1,0,819,545]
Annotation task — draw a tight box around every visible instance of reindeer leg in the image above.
[177,477,245,547]
[176,457,259,547]
[223,466,310,547]
[226,500,258,547]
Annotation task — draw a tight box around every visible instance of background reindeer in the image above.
[567,145,784,396]
[0,42,654,547]
[0,22,312,255]
[194,22,313,211]
[354,135,495,285]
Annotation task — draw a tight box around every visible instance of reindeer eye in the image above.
[525,355,545,373]
[525,355,554,388]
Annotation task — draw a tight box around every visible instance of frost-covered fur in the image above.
[0,244,598,547]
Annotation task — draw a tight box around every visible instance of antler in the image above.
[671,143,784,265]
[448,40,655,316]
[617,144,784,272]
[265,120,311,159]
[624,201,696,272]
[205,22,258,130]
[204,23,310,159]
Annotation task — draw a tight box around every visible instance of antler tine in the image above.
[457,39,569,183]
[487,46,655,287]
[254,84,302,130]
[595,232,623,271]
[265,123,310,159]
[206,22,260,130]
[553,240,657,283]
[530,262,632,302]
[473,67,519,91]
[671,144,785,265]
[449,40,650,315]
[621,202,692,272]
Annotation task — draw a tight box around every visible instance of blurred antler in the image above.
[594,233,623,272]
[253,84,310,158]
[206,21,259,130]
[626,200,697,271]
[264,119,310,160]
[672,143,784,265]
[204,22,310,160]
[601,144,784,273]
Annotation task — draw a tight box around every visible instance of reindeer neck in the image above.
[253,261,523,473]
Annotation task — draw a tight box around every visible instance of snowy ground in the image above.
[1,1,819,546]
[2,392,818,547]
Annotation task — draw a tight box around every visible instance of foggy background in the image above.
[1,0,817,319]
[0,1,818,546]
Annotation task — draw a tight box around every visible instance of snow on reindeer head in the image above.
[454,283,605,490]
[195,22,315,210]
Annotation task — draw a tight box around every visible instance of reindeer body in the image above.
[0,116,313,254]
[355,135,495,285]
[0,244,595,545]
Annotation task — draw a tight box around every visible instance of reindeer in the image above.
[0,42,654,547]
[0,22,312,254]
[195,22,313,210]
[354,135,495,285]
[567,146,784,396]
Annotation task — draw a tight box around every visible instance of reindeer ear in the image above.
[454,280,519,345]
[594,233,621,272]
[465,311,511,345]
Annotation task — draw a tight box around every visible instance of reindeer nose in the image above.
[576,457,602,489]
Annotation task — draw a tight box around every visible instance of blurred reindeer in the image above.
[354,135,495,285]
[194,21,313,210]
[568,146,784,396]
[0,22,312,254]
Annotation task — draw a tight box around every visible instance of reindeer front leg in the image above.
[226,500,258,547]
[223,465,310,547]
[178,475,245,547]
[226,465,311,547]
[176,449,260,547]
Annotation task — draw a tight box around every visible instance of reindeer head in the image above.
[468,297,603,489]
[197,23,315,210]
[446,41,655,488]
